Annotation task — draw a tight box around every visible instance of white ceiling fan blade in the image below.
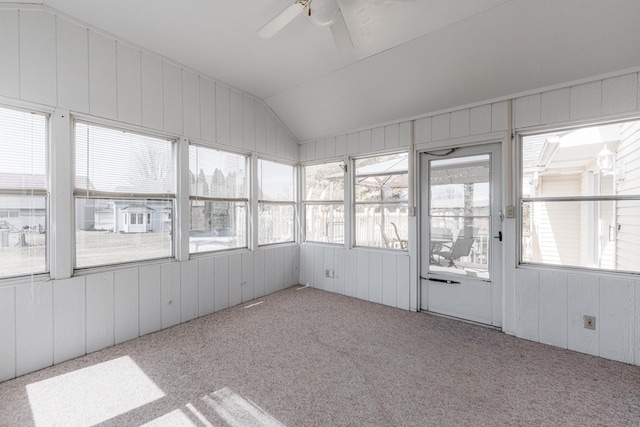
[258,2,305,39]
[329,8,353,52]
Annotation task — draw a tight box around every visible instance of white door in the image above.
[419,143,502,326]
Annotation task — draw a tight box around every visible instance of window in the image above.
[354,152,408,249]
[303,161,344,243]
[520,119,640,273]
[189,144,248,253]
[258,159,295,245]
[74,122,175,268]
[0,106,47,278]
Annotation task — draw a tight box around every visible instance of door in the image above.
[419,143,502,326]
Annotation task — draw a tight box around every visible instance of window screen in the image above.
[258,159,296,245]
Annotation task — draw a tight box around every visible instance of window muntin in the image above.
[354,153,408,249]
[520,120,640,273]
[0,106,47,279]
[74,122,175,268]
[258,159,295,245]
[189,145,248,253]
[303,162,344,244]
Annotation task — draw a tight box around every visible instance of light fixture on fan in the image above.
[307,0,339,26]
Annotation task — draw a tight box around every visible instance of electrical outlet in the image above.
[583,315,596,330]
[325,269,334,278]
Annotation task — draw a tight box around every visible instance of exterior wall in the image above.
[617,121,640,272]
[0,5,299,382]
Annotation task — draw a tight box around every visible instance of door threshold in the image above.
[419,310,502,331]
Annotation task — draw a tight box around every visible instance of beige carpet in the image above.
[1,285,639,426]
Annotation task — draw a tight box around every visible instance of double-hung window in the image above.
[354,152,408,250]
[189,144,248,253]
[520,119,640,273]
[303,161,344,244]
[0,106,47,278]
[74,122,175,268]
[258,159,296,245]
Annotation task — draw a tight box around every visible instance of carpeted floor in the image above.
[1,285,639,426]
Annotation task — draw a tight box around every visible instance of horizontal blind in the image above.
[258,159,295,202]
[189,144,248,200]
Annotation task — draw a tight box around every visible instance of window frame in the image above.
[302,160,345,245]
[257,157,297,247]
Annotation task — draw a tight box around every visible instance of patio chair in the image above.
[436,237,474,268]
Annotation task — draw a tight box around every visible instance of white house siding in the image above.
[0,6,299,382]
[616,121,640,272]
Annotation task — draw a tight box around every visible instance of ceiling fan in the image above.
[258,0,354,52]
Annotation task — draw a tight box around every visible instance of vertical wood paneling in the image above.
[384,124,399,150]
[570,81,602,120]
[334,248,345,295]
[16,282,53,376]
[515,269,539,342]
[491,101,508,132]
[0,10,19,99]
[599,278,635,363]
[567,274,599,357]
[293,244,300,286]
[399,121,411,147]
[303,141,314,162]
[85,272,114,354]
[356,250,369,301]
[139,264,162,336]
[274,247,285,291]
[538,270,568,349]
[241,252,255,303]
[431,114,450,141]
[160,263,181,329]
[347,132,359,155]
[214,256,229,311]
[602,73,638,115]
[322,247,335,292]
[315,139,326,160]
[276,125,288,159]
[264,249,276,295]
[314,246,324,290]
[335,134,347,156]
[198,257,215,316]
[635,280,640,365]
[414,118,431,144]
[541,88,570,124]
[301,245,313,286]
[284,245,294,287]
[243,95,256,151]
[116,43,142,125]
[344,249,357,298]
[228,253,242,307]
[266,114,277,155]
[114,269,139,345]
[450,109,470,138]
[514,94,541,128]
[141,53,164,131]
[325,137,336,158]
[179,259,198,322]
[469,105,491,135]
[53,277,85,364]
[88,31,117,119]
[229,89,243,149]
[382,253,397,307]
[182,70,200,139]
[216,83,230,144]
[368,252,383,304]
[353,130,371,154]
[200,77,216,142]
[255,102,267,154]
[299,141,308,162]
[253,250,265,298]
[162,62,183,135]
[56,17,89,112]
[0,286,15,381]
[19,10,56,106]
[396,255,410,310]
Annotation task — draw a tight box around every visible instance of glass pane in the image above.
[429,216,490,279]
[75,123,175,194]
[258,159,294,201]
[189,145,247,199]
[355,153,408,202]
[305,204,344,244]
[304,162,344,201]
[354,204,407,249]
[75,198,173,268]
[0,195,46,278]
[258,203,294,245]
[0,107,47,190]
[190,201,247,253]
[430,155,489,216]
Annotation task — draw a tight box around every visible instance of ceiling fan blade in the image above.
[329,8,353,52]
[258,2,305,39]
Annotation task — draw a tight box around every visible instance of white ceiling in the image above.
[39,0,640,142]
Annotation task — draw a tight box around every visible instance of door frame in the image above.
[416,140,504,327]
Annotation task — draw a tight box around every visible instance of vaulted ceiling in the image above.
[39,0,640,142]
